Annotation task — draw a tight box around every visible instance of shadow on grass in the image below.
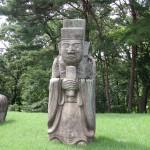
[81,136,149,150]
[51,136,149,150]
[0,119,16,126]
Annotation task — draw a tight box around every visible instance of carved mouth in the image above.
[65,55,76,59]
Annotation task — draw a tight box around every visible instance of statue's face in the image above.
[61,40,83,66]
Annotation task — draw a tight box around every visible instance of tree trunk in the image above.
[105,58,111,112]
[135,75,140,112]
[139,85,148,113]
[11,84,17,105]
[128,45,137,112]
[128,0,137,113]
[16,89,22,112]
[81,0,90,41]
[11,74,21,110]
[116,81,120,105]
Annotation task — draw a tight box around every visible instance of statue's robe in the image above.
[48,56,96,144]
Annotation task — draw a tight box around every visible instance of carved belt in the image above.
[65,97,77,103]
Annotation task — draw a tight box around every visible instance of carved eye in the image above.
[63,43,70,48]
[73,43,80,49]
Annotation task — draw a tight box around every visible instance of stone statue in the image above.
[0,94,8,122]
[48,19,96,145]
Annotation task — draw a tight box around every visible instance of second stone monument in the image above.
[0,94,8,123]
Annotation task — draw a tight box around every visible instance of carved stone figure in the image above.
[48,19,96,145]
[0,94,8,122]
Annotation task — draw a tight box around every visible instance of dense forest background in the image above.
[0,0,149,113]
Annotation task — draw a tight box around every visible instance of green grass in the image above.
[0,112,150,150]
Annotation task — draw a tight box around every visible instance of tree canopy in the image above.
[0,0,150,113]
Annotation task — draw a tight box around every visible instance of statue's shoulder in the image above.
[52,56,66,78]
[52,55,61,78]
[77,55,96,79]
[53,55,60,63]
[53,55,65,64]
[87,55,96,78]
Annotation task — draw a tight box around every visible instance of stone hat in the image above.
[61,19,85,40]
[61,28,84,40]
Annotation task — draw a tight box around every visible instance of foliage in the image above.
[0,0,150,113]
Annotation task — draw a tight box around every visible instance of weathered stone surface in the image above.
[0,94,8,122]
[48,19,96,145]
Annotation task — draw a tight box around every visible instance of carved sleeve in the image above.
[51,56,60,78]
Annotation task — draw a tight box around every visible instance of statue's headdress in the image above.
[60,19,89,56]
[61,19,85,40]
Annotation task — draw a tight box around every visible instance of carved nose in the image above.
[67,47,75,54]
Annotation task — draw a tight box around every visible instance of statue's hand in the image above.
[62,79,78,91]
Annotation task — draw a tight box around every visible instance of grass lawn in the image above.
[0,112,150,150]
